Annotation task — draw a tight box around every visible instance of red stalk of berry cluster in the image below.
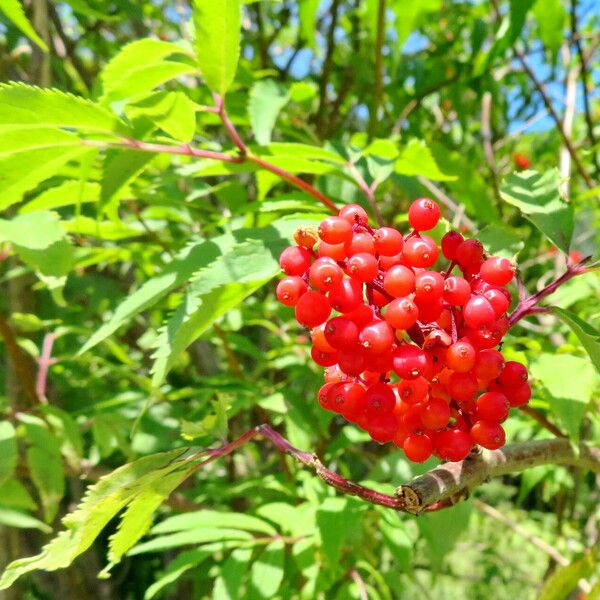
[277,199,539,464]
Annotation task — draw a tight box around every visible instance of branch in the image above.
[395,439,600,514]
[368,0,386,141]
[190,424,600,515]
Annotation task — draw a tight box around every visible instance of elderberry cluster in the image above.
[276,200,531,463]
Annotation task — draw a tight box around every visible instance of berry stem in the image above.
[508,258,591,326]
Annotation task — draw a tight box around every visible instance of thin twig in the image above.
[519,406,565,438]
[346,162,385,226]
[349,569,369,600]
[35,332,57,401]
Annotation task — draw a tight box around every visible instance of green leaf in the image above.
[477,224,525,260]
[530,354,596,440]
[100,39,195,103]
[0,479,37,511]
[249,79,290,146]
[552,308,600,375]
[104,468,193,573]
[213,547,254,600]
[151,510,277,536]
[533,0,565,55]
[538,551,597,600]
[298,0,319,47]
[193,0,242,95]
[316,497,363,566]
[395,139,456,181]
[21,415,65,523]
[391,0,442,48]
[500,169,574,253]
[0,447,196,589]
[0,422,17,487]
[0,509,51,533]
[379,510,412,571]
[416,501,472,570]
[125,92,198,142]
[0,83,128,134]
[0,211,74,276]
[0,0,48,50]
[20,181,100,214]
[248,541,285,599]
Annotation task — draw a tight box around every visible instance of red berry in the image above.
[330,381,367,420]
[311,346,338,367]
[384,297,419,330]
[324,316,359,349]
[345,232,375,256]
[318,241,347,261]
[420,398,450,430]
[374,227,404,256]
[276,276,307,306]
[414,297,444,324]
[408,198,441,231]
[483,287,510,317]
[513,153,530,170]
[366,413,398,443]
[498,361,528,387]
[359,320,394,354]
[504,381,531,407]
[455,239,484,268]
[295,291,332,327]
[403,235,439,268]
[317,382,339,411]
[444,276,471,306]
[448,371,478,401]
[339,203,369,225]
[446,340,477,373]
[383,265,416,297]
[473,349,505,381]
[480,256,515,286]
[441,231,464,261]
[471,421,505,449]
[308,258,343,291]
[396,376,429,404]
[415,270,445,301]
[435,428,472,462]
[318,216,353,244]
[403,434,433,462]
[463,296,496,328]
[476,391,509,422]
[347,253,379,282]
[328,278,364,312]
[279,246,312,276]
[337,350,367,376]
[311,324,336,353]
[392,345,429,379]
[364,382,396,417]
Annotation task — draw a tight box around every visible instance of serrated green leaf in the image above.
[20,181,100,214]
[151,510,277,536]
[249,79,290,145]
[477,224,525,260]
[500,169,574,253]
[0,422,17,487]
[552,308,600,374]
[0,0,48,50]
[105,468,193,572]
[0,83,128,134]
[395,139,456,181]
[0,447,196,589]
[248,541,285,599]
[193,0,242,95]
[101,39,195,103]
[538,551,596,600]
[125,91,198,142]
[263,143,344,164]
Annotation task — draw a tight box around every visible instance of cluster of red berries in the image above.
[276,199,531,463]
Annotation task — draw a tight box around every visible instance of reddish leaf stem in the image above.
[36,332,57,400]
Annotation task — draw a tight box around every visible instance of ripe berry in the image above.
[483,287,510,317]
[347,252,379,282]
[463,296,496,328]
[318,241,347,261]
[311,346,338,367]
[311,324,336,353]
[337,350,367,376]
[448,371,478,401]
[420,398,451,430]
[415,270,445,301]
[308,258,343,291]
[403,235,439,268]
[276,276,307,306]
[374,227,404,256]
[396,376,429,404]
[317,382,338,411]
[359,320,394,354]
[476,391,509,422]
[331,381,366,421]
[480,256,515,286]
[384,298,419,330]
[414,297,444,323]
[435,428,472,462]
[383,265,415,298]
[471,421,505,450]
[403,434,433,462]
[324,316,359,349]
[504,381,531,407]
[366,413,398,443]
[345,232,375,256]
[498,361,528,387]
[393,345,429,379]
[441,231,464,261]
[446,340,477,373]
[444,276,471,306]
[364,383,396,417]
[318,216,353,244]
[339,203,369,225]
[408,198,441,231]
[328,278,364,312]
[455,239,484,268]
[295,291,332,327]
[473,349,505,381]
[279,246,312,276]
